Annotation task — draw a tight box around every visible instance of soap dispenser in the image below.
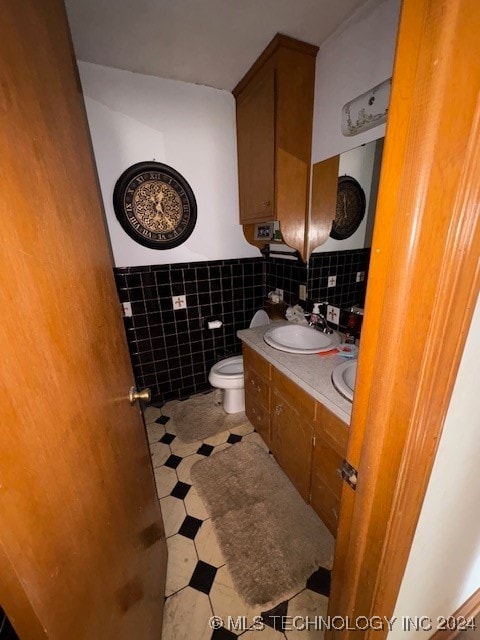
[310,302,321,325]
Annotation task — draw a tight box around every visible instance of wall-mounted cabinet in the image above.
[234,34,385,262]
[233,34,318,261]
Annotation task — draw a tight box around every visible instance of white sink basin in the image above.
[264,324,340,354]
[331,360,357,402]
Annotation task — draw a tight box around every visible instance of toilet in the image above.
[208,310,270,414]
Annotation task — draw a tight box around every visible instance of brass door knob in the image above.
[129,386,151,405]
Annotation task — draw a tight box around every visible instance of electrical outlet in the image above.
[299,284,307,301]
[122,302,132,317]
[172,295,187,310]
[275,288,284,301]
[356,271,365,282]
[327,305,340,325]
[328,275,337,288]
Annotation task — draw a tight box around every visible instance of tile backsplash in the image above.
[307,249,371,308]
[114,249,370,404]
[265,257,308,305]
[264,248,370,310]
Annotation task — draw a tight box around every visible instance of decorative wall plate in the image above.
[330,176,366,240]
[113,162,197,249]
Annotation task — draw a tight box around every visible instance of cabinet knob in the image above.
[262,200,271,209]
[275,404,283,415]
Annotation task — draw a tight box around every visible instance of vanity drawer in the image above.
[272,367,316,422]
[315,402,349,457]
[243,344,271,382]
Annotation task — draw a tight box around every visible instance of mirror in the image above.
[309,137,384,255]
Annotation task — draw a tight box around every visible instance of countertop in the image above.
[237,321,353,425]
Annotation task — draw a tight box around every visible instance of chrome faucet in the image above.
[306,310,334,334]
[316,313,334,335]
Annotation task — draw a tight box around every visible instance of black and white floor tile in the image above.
[144,398,330,640]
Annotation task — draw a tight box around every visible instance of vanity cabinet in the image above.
[242,344,350,536]
[311,404,349,535]
[271,368,315,502]
[233,34,318,260]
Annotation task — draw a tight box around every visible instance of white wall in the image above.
[312,0,401,164]
[389,295,480,638]
[78,62,259,267]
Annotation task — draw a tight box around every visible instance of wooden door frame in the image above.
[328,0,480,635]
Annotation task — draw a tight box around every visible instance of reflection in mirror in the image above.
[310,137,384,255]
[264,138,384,321]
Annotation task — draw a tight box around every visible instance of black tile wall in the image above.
[114,258,265,404]
[263,248,370,310]
[265,257,308,305]
[307,249,371,309]
[114,249,370,405]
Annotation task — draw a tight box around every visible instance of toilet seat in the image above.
[209,355,243,379]
[250,309,270,327]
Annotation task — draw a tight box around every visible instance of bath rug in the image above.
[165,390,250,443]
[191,441,334,606]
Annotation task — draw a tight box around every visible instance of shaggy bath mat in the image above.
[166,390,250,443]
[191,441,335,606]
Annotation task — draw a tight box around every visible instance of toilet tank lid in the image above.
[250,309,270,327]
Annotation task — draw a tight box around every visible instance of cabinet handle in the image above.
[249,378,259,392]
[275,404,283,415]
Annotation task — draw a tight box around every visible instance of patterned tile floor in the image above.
[144,397,330,640]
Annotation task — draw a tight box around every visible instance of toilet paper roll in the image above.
[207,319,223,329]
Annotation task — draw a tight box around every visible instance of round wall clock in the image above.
[113,161,197,249]
[330,175,366,240]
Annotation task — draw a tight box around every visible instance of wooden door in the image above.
[236,65,275,223]
[0,2,167,638]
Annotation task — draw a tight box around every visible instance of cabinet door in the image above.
[236,67,275,223]
[245,395,271,449]
[272,389,314,501]
[310,404,349,536]
[310,437,343,536]
[243,345,271,448]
